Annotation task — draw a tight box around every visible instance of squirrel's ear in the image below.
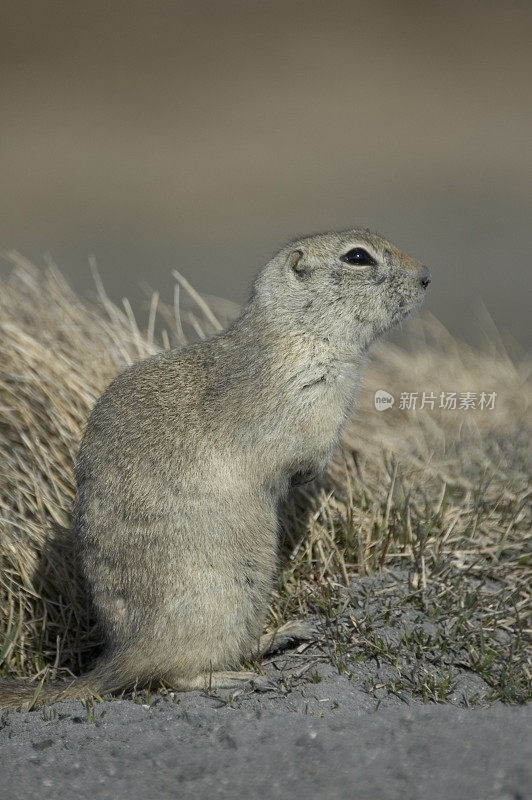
[286,249,309,278]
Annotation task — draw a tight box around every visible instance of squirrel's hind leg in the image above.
[168,669,272,692]
[255,619,317,657]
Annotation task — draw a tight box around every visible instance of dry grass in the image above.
[1,252,530,703]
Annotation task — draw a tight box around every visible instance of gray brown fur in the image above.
[0,229,430,709]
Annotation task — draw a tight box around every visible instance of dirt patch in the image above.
[1,692,530,800]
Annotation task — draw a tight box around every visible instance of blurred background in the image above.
[1,0,531,346]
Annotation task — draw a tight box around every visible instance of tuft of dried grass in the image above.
[1,253,530,702]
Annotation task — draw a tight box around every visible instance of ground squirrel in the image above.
[0,228,430,708]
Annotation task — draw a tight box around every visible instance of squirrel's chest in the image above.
[295,384,349,447]
[236,357,361,481]
[268,374,355,467]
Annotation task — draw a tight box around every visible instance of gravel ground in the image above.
[1,689,531,800]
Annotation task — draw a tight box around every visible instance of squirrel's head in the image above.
[255,229,431,354]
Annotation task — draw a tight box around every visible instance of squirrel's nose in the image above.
[419,265,431,289]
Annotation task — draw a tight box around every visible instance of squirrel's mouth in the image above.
[393,295,424,324]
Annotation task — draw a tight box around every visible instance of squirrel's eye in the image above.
[340,247,377,267]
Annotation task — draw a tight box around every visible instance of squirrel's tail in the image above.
[0,653,140,711]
